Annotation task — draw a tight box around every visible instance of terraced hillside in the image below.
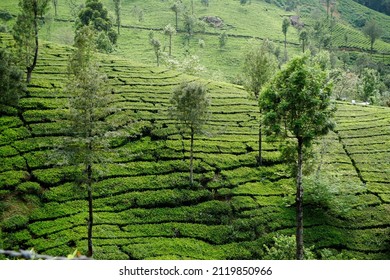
[0,34,390,259]
[1,0,390,82]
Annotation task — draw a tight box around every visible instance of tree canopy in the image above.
[13,0,50,83]
[0,47,25,108]
[260,55,335,259]
[169,81,210,184]
[363,20,382,54]
[77,0,117,52]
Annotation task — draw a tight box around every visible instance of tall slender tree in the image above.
[65,26,113,257]
[113,0,121,35]
[149,31,161,66]
[299,30,308,53]
[52,0,58,17]
[13,0,50,84]
[260,55,335,260]
[363,20,382,55]
[282,18,290,53]
[171,1,183,31]
[243,40,277,165]
[163,23,176,56]
[169,81,210,184]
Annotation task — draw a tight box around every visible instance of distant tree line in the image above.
[352,0,390,16]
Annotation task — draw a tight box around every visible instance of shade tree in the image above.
[64,26,113,257]
[242,39,277,165]
[169,81,210,184]
[260,55,335,259]
[13,0,50,83]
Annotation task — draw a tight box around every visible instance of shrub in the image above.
[263,234,315,260]
[0,171,29,189]
[0,10,13,21]
[2,214,29,231]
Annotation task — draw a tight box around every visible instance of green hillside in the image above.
[1,0,390,82]
[1,32,389,259]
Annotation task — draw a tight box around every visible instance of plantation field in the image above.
[1,33,389,259]
[1,0,390,82]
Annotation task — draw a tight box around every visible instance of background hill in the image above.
[0,31,389,259]
[1,0,390,83]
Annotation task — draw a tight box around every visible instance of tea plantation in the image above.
[0,32,389,259]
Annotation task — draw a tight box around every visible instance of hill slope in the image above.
[0,34,389,259]
[1,0,390,82]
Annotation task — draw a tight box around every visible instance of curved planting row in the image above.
[1,39,390,259]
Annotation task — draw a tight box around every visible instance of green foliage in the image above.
[169,81,210,134]
[15,182,42,195]
[13,0,50,83]
[0,47,25,107]
[113,0,121,34]
[363,20,383,52]
[0,171,29,189]
[263,234,315,260]
[0,10,13,21]
[219,31,228,48]
[243,39,277,98]
[359,68,380,103]
[77,0,118,51]
[2,214,29,231]
[149,32,161,66]
[260,55,335,146]
[299,29,308,53]
[96,31,114,53]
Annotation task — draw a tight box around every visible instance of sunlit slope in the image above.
[1,0,390,82]
[0,36,389,259]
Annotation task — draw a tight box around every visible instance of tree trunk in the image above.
[87,164,93,257]
[54,1,58,17]
[169,34,172,56]
[175,12,178,31]
[258,108,262,166]
[296,137,304,260]
[27,1,39,84]
[190,127,194,184]
[284,34,287,52]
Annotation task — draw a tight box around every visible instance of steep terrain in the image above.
[1,0,390,82]
[0,33,389,259]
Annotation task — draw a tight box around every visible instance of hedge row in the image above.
[0,116,23,131]
[13,136,65,153]
[19,97,68,110]
[93,189,211,211]
[23,109,69,123]
[0,145,19,157]
[29,200,86,221]
[121,237,246,260]
[121,222,233,245]
[231,179,294,196]
[0,127,31,146]
[32,166,77,186]
[94,200,232,225]
[0,155,26,172]
[28,213,86,236]
[0,170,29,189]
[96,159,213,178]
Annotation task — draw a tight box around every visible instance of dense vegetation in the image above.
[352,0,390,16]
[0,0,389,260]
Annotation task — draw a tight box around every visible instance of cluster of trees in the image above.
[352,0,390,16]
[278,10,389,105]
[1,0,389,260]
